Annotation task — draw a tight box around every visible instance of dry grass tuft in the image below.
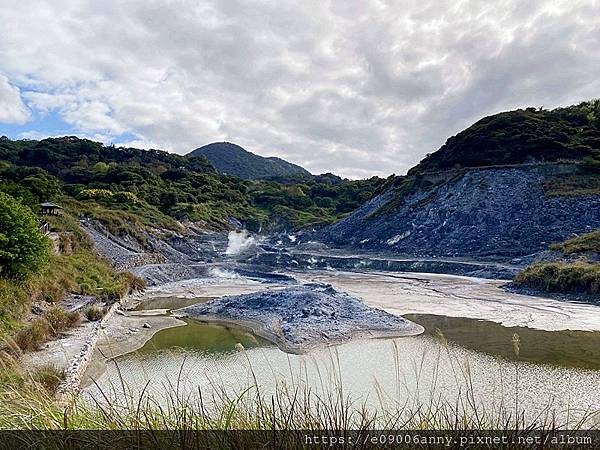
[82,304,106,322]
[43,307,80,335]
[11,307,80,353]
[13,318,51,352]
[31,365,66,395]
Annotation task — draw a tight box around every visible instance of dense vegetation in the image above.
[410,100,600,174]
[514,262,600,295]
[514,229,600,295]
[0,192,50,278]
[189,141,311,179]
[0,102,599,430]
[0,189,144,403]
[0,136,381,392]
[0,136,382,238]
[0,205,143,408]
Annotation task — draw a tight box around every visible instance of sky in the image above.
[0,0,599,178]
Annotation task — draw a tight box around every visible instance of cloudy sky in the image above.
[0,0,598,178]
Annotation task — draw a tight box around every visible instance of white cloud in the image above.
[0,74,30,124]
[0,0,598,177]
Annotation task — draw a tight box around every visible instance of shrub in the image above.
[0,192,51,278]
[0,181,37,210]
[113,191,138,204]
[82,304,106,322]
[43,307,80,335]
[410,101,600,174]
[583,150,600,173]
[549,229,600,255]
[26,255,79,304]
[14,307,81,352]
[14,319,50,352]
[514,262,600,294]
[78,189,114,201]
[27,250,139,304]
[122,272,146,293]
[0,278,28,337]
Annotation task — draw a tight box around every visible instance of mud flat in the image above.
[178,283,424,354]
[299,271,600,332]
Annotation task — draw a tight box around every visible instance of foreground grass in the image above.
[514,261,600,295]
[1,381,576,431]
[0,359,589,432]
[0,324,596,450]
[2,332,595,429]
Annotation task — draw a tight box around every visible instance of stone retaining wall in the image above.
[56,292,141,403]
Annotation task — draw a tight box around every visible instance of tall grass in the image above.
[0,351,65,398]
[9,307,81,353]
[0,329,596,450]
[3,333,595,434]
[82,304,106,322]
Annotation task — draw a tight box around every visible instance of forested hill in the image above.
[188,142,311,179]
[0,136,216,177]
[0,136,382,236]
[410,100,600,174]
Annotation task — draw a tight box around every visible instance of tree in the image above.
[0,181,37,210]
[21,172,61,202]
[160,191,179,210]
[0,192,50,278]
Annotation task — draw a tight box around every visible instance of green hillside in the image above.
[410,100,600,174]
[189,142,311,179]
[0,137,381,238]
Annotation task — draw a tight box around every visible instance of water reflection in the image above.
[85,322,600,426]
[407,314,600,370]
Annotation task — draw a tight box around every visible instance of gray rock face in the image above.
[180,284,423,353]
[248,250,520,279]
[321,166,600,259]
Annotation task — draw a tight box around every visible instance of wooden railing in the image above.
[39,221,50,236]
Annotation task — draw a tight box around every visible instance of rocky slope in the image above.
[188,142,310,179]
[320,164,599,260]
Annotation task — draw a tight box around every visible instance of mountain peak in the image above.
[188,142,311,179]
